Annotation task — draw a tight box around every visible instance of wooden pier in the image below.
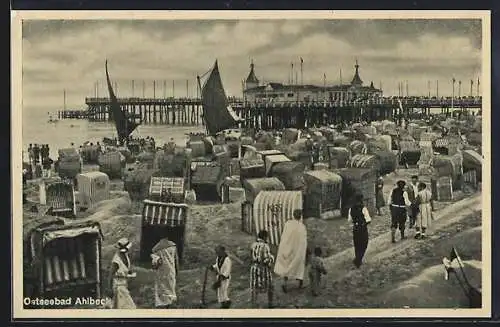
[56,96,482,129]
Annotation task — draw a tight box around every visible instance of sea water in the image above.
[21,112,204,161]
[20,106,480,162]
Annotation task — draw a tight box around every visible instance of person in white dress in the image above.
[210,245,232,308]
[108,238,137,309]
[274,209,308,293]
[151,238,179,308]
[414,182,434,239]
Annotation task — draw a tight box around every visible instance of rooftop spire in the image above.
[245,59,259,85]
[351,58,363,87]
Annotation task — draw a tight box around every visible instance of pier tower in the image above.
[350,59,363,87]
[245,60,260,90]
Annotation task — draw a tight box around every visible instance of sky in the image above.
[22,18,482,115]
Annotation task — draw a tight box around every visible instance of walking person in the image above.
[274,209,308,293]
[348,194,372,268]
[250,230,275,308]
[151,238,179,308]
[308,247,327,296]
[407,175,420,228]
[414,182,434,239]
[210,245,232,308]
[375,176,385,216]
[108,238,137,309]
[387,180,412,243]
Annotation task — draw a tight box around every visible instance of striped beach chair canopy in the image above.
[141,199,188,227]
[252,191,303,246]
[433,138,450,148]
[39,180,76,217]
[25,218,103,297]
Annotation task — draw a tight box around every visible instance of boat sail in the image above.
[105,60,139,144]
[199,60,242,136]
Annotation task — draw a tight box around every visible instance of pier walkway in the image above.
[57,96,482,128]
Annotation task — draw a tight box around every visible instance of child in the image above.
[308,246,327,296]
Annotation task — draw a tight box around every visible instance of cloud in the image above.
[21,19,483,115]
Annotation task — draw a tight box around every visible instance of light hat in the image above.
[116,237,132,253]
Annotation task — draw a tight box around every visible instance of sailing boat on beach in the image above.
[105,60,140,145]
[198,60,243,136]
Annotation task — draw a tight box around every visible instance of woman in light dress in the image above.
[109,237,137,309]
[151,238,179,308]
[210,245,232,308]
[414,182,434,239]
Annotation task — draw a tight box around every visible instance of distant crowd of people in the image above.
[25,143,54,179]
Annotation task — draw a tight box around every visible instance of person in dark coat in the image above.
[407,175,420,228]
[348,194,372,268]
[33,144,40,164]
[387,180,412,243]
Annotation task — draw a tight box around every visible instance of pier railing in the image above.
[56,95,482,126]
[84,96,482,109]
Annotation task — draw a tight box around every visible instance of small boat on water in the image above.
[47,116,59,123]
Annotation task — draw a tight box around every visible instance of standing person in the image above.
[41,145,48,177]
[305,134,314,168]
[109,238,137,309]
[151,238,179,308]
[43,144,49,161]
[22,168,28,186]
[387,180,412,243]
[348,194,372,268]
[312,141,320,164]
[375,176,385,216]
[96,142,103,155]
[274,209,308,293]
[28,144,33,165]
[39,145,45,162]
[414,182,434,239]
[250,230,275,308]
[308,247,327,296]
[42,155,53,178]
[210,245,232,308]
[407,175,420,228]
[33,144,40,165]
